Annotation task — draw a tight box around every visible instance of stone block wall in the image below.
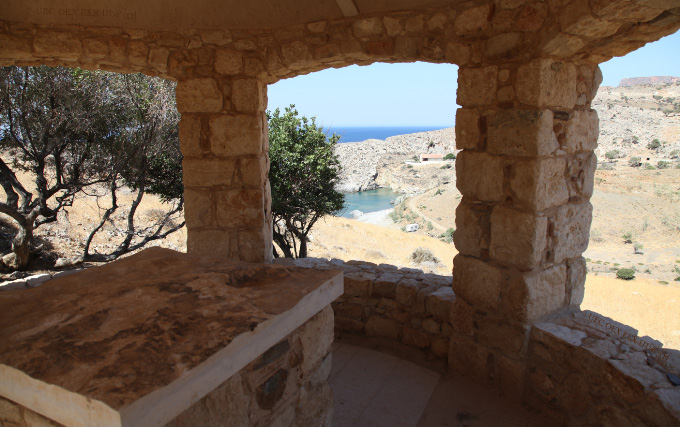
[0,306,335,427]
[274,258,454,362]
[168,306,335,427]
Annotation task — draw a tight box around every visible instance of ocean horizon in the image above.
[329,126,452,143]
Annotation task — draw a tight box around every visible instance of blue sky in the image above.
[267,30,679,127]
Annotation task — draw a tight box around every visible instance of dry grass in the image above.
[582,275,680,350]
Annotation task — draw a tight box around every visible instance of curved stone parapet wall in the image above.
[277,257,680,425]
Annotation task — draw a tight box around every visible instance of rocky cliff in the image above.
[619,76,680,86]
[334,127,455,193]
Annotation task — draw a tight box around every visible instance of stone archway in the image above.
[1,0,679,420]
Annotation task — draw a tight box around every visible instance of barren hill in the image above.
[619,76,680,86]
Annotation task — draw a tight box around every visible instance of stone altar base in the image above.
[0,248,343,426]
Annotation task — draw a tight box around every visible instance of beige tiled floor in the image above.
[330,342,557,427]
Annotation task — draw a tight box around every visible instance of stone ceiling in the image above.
[0,0,466,30]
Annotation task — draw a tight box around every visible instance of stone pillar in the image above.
[449,59,601,398]
[177,76,272,263]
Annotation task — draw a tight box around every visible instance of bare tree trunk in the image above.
[2,208,39,270]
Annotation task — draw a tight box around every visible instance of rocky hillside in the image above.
[335,79,680,194]
[334,127,455,193]
[619,76,680,86]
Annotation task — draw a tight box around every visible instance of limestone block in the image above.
[187,229,231,255]
[551,202,592,263]
[182,158,235,187]
[353,17,383,37]
[82,38,109,59]
[654,388,680,423]
[178,115,203,157]
[451,255,502,311]
[232,79,265,113]
[300,307,334,377]
[422,318,441,334]
[176,78,223,113]
[592,0,663,22]
[394,37,419,58]
[200,30,233,45]
[34,31,82,60]
[395,279,420,306]
[383,17,403,36]
[560,0,622,38]
[487,109,558,157]
[425,286,455,321]
[566,152,596,200]
[516,2,548,31]
[216,189,264,228]
[0,397,22,424]
[240,157,268,186]
[307,21,327,33]
[168,374,249,426]
[541,33,586,57]
[453,203,485,258]
[455,152,504,202]
[332,303,363,319]
[477,319,529,357]
[454,109,480,150]
[431,337,450,358]
[365,316,400,339]
[566,257,586,307]
[497,86,515,103]
[335,317,364,333]
[373,272,400,298]
[490,207,548,269]
[486,33,521,59]
[450,297,475,336]
[427,13,449,30]
[503,265,567,322]
[455,5,490,34]
[149,47,170,72]
[281,41,313,68]
[128,41,149,66]
[344,272,375,297]
[0,34,32,60]
[497,355,527,401]
[509,157,569,211]
[184,189,213,228]
[244,58,265,76]
[314,44,343,61]
[215,49,243,75]
[516,59,577,109]
[209,115,264,156]
[405,15,424,32]
[238,229,271,264]
[448,333,489,380]
[457,66,498,106]
[445,42,471,65]
[562,110,599,153]
[402,326,431,349]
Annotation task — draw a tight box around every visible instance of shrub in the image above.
[598,162,614,170]
[440,164,452,169]
[444,153,456,160]
[616,268,636,280]
[440,228,455,243]
[434,189,443,196]
[410,247,440,264]
[622,231,633,243]
[633,242,644,254]
[427,221,433,231]
[670,150,679,159]
[628,157,642,167]
[648,139,661,150]
[643,163,656,170]
[657,160,670,169]
[605,150,621,159]
[412,155,419,162]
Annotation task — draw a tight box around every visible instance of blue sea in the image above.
[331,126,450,143]
[339,188,402,218]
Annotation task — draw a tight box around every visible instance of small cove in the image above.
[339,188,402,218]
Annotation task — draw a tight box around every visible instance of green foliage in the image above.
[605,150,621,159]
[434,189,443,196]
[633,242,644,254]
[440,164,452,169]
[440,227,455,243]
[657,160,670,169]
[444,153,456,160]
[598,162,614,170]
[616,268,636,280]
[268,105,344,258]
[622,231,633,243]
[427,221,433,231]
[628,157,642,167]
[410,247,440,264]
[412,155,419,162]
[643,163,656,170]
[648,139,661,150]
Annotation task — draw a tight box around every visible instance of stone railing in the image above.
[274,257,454,361]
[278,257,680,425]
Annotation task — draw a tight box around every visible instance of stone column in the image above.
[177,76,272,263]
[449,59,601,398]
